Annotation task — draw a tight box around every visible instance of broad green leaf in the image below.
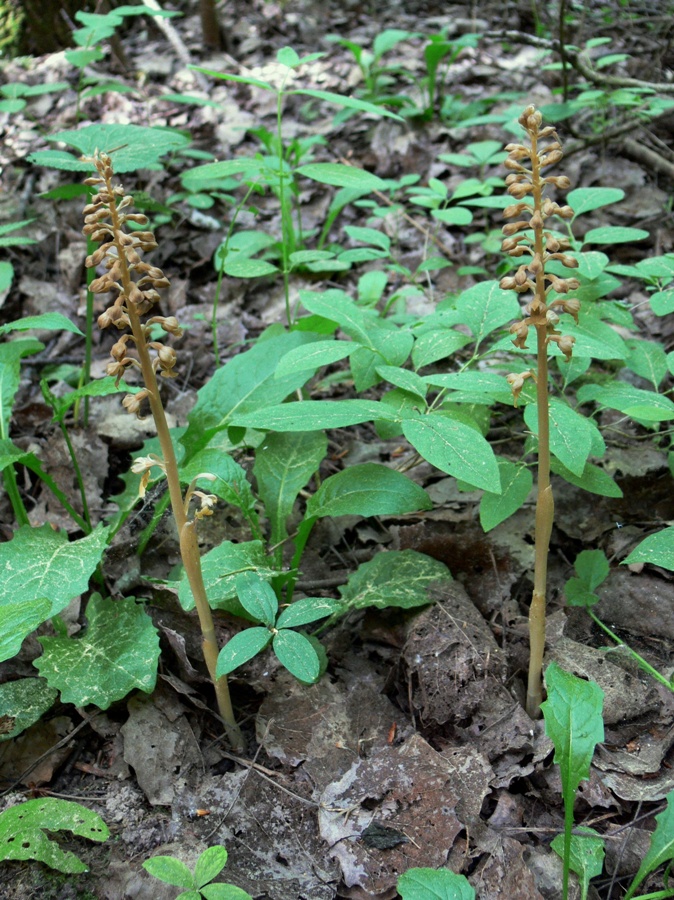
[567,187,624,217]
[577,382,674,422]
[201,885,254,900]
[182,331,317,455]
[231,399,400,431]
[0,261,13,292]
[277,45,300,67]
[422,371,513,403]
[524,399,594,476]
[575,549,610,591]
[432,207,473,226]
[480,460,532,532]
[398,866,475,899]
[373,28,419,57]
[179,449,259,530]
[455,281,520,344]
[275,597,343,630]
[223,258,278,278]
[0,338,43,433]
[411,329,471,369]
[0,678,57,741]
[651,289,674,316]
[299,289,372,344]
[542,662,604,900]
[0,525,108,618]
[292,89,403,121]
[571,251,609,280]
[194,846,228,889]
[344,225,391,251]
[565,577,599,609]
[190,66,274,91]
[402,413,501,493]
[338,550,451,611]
[297,163,387,190]
[0,313,84,337]
[624,526,674,571]
[583,226,649,245]
[550,459,622,498]
[142,856,194,888]
[179,540,276,613]
[35,594,159,708]
[624,791,674,900]
[30,124,190,173]
[0,598,52,664]
[376,365,428,400]
[273,629,321,683]
[215,627,272,677]
[182,158,262,191]
[305,463,431,521]
[275,340,352,377]
[0,798,109,873]
[624,338,667,388]
[551,827,604,900]
[234,572,278,626]
[254,430,326,546]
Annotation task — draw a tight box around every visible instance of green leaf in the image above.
[0,525,108,618]
[344,225,391,251]
[624,526,674,571]
[142,856,194,888]
[273,629,321,682]
[624,338,668,388]
[455,281,520,344]
[182,158,262,191]
[577,382,674,422]
[0,261,13,293]
[565,577,600,609]
[182,331,317,455]
[231,399,399,431]
[432,207,473,226]
[480,460,532,532]
[305,462,431,521]
[411,329,471,369]
[583,226,649,245]
[275,340,352,377]
[0,338,44,432]
[524,400,594,476]
[292,88,403,121]
[215,627,272,677]
[624,791,674,899]
[277,45,300,67]
[339,550,451,611]
[35,594,159,708]
[574,549,609,591]
[651,289,674,316]
[234,572,278,626]
[179,449,259,529]
[200,883,254,900]
[223,258,278,278]
[0,798,108,873]
[275,597,343,630]
[542,662,604,900]
[376,365,428,400]
[254,430,327,546]
[0,678,58,741]
[0,598,52,664]
[551,827,604,900]
[190,66,274,90]
[30,124,190,173]
[550,459,622,498]
[297,163,387,190]
[179,541,276,614]
[194,845,228,888]
[568,187,624,217]
[398,866,475,899]
[402,413,501,493]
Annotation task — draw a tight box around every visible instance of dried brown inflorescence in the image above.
[500,105,581,406]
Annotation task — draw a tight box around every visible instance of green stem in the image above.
[588,609,674,693]
[56,418,92,532]
[2,467,30,527]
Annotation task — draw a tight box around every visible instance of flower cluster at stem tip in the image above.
[500,105,581,404]
[81,151,182,414]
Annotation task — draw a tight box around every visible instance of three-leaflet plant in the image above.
[82,151,244,751]
[499,105,581,717]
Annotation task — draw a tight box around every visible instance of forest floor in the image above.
[1,1,674,898]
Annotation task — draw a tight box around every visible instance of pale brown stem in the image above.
[106,187,244,751]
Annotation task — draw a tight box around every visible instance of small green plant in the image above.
[143,845,253,900]
[398,866,475,899]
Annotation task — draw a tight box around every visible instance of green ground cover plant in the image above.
[143,845,253,900]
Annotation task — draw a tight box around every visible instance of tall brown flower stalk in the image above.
[500,107,581,718]
[82,151,244,751]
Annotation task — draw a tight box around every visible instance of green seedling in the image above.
[143,845,253,900]
[398,866,475,898]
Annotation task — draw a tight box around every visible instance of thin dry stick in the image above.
[82,152,244,751]
[500,107,581,717]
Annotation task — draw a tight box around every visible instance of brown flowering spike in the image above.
[499,107,581,720]
[82,152,244,751]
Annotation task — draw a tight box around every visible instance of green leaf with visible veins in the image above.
[305,462,431,521]
[216,627,272,677]
[0,524,108,618]
[0,798,108,873]
[398,866,475,899]
[551,827,604,900]
[35,594,159,708]
[232,399,400,431]
[480,460,532,531]
[178,540,277,615]
[624,526,674,571]
[273,629,321,683]
[254,430,326,546]
[0,598,52,663]
[624,791,674,899]
[339,550,451,611]
[0,677,57,741]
